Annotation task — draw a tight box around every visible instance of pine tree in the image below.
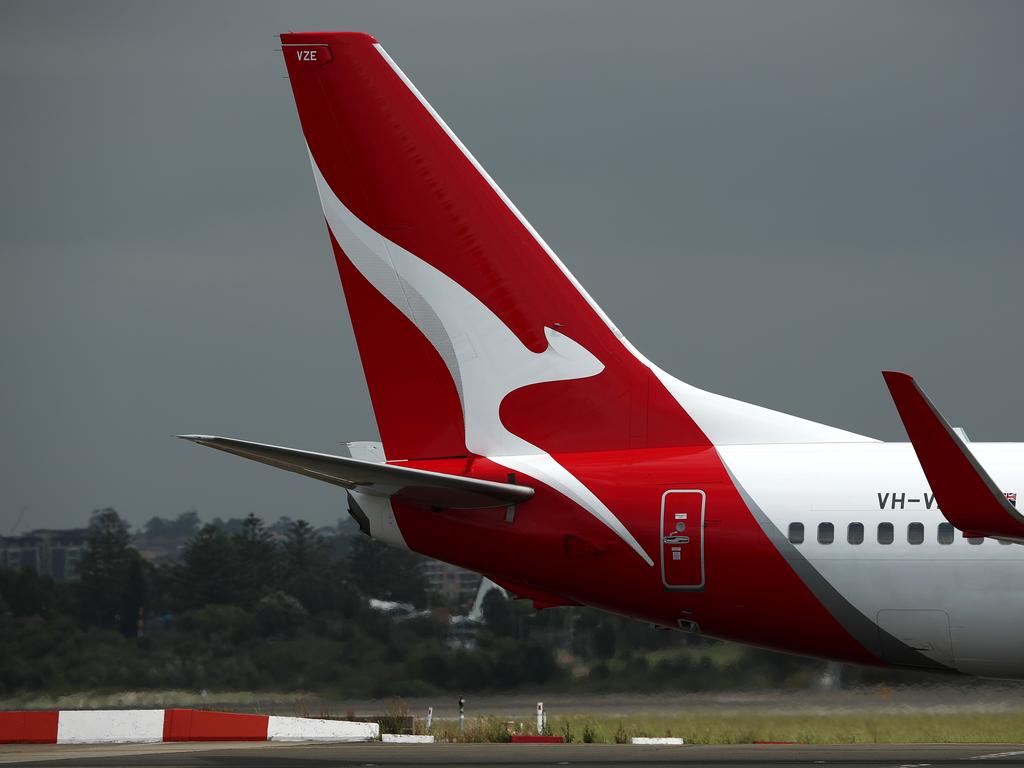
[232,513,278,605]
[175,524,243,608]
[279,519,329,611]
[281,520,327,580]
[77,508,135,629]
[120,556,148,637]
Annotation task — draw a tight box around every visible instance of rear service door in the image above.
[660,490,706,590]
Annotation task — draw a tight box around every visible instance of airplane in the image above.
[182,31,1024,679]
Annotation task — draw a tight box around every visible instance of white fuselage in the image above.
[720,442,1024,677]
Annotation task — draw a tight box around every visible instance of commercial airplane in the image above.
[182,32,1024,679]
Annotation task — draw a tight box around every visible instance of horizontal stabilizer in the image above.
[882,372,1024,542]
[178,435,533,510]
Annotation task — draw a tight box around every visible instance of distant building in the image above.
[133,538,185,565]
[421,560,482,610]
[0,528,88,580]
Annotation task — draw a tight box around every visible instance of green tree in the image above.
[482,590,517,638]
[143,510,200,540]
[232,514,278,605]
[142,516,170,539]
[347,536,427,607]
[77,508,138,631]
[211,517,247,536]
[119,556,148,637]
[175,510,201,537]
[279,519,333,612]
[281,520,327,580]
[175,524,243,608]
[593,619,617,660]
[0,568,69,618]
[254,590,308,636]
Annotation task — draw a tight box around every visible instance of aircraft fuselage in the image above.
[364,442,1024,677]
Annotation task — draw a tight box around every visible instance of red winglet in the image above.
[882,371,1024,542]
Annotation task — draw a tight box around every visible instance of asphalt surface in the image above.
[4,742,1024,768]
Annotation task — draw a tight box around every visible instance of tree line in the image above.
[62,508,427,632]
[0,509,942,697]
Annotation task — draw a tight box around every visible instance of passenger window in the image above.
[818,522,834,544]
[908,522,924,545]
[968,536,984,545]
[788,522,804,544]
[878,522,894,545]
[847,522,864,545]
[938,522,954,544]
[999,539,1013,545]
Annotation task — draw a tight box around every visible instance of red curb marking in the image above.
[163,709,270,742]
[0,711,60,744]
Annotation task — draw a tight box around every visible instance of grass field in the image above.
[5,689,1024,744]
[434,713,1024,744]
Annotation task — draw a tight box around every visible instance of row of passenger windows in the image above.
[788,521,1011,546]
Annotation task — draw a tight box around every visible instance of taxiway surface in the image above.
[4,742,1024,767]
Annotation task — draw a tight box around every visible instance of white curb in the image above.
[267,715,378,742]
[382,733,435,743]
[630,736,685,745]
[57,710,165,744]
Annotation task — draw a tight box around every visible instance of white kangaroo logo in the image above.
[310,154,652,566]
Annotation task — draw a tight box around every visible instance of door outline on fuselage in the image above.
[660,489,706,591]
[876,608,955,667]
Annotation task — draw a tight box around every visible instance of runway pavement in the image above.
[4,742,1024,767]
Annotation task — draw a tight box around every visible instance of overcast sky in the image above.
[2,1,1022,532]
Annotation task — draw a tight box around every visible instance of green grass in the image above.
[641,643,747,669]
[432,713,1024,744]
[7,690,1024,744]
[0,690,282,712]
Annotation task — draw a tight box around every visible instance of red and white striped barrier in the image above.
[0,708,378,744]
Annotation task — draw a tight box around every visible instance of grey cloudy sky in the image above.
[2,1,1022,532]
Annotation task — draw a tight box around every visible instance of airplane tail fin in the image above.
[280,32,870,460]
[280,31,678,460]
